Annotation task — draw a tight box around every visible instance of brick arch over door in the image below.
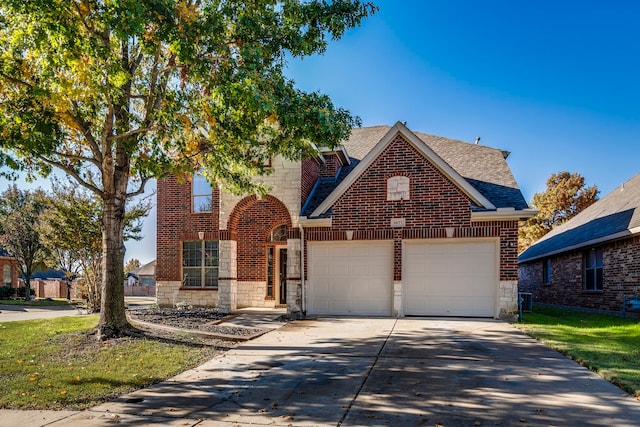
[227,195,292,281]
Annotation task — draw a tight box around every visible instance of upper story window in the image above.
[192,171,213,213]
[543,259,551,285]
[584,247,603,291]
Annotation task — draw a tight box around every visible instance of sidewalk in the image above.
[0,311,288,427]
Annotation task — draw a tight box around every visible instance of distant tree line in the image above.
[0,182,150,312]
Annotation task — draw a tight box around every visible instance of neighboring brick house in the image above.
[519,173,640,314]
[156,122,533,319]
[0,249,18,288]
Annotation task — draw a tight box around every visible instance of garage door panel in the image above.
[404,241,496,317]
[308,241,393,316]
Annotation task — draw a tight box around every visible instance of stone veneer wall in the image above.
[499,280,518,321]
[236,281,272,308]
[156,281,217,307]
[286,239,302,316]
[219,156,302,230]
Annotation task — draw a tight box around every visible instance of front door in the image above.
[278,248,287,305]
[267,246,287,306]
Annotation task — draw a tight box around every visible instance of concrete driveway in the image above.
[29,316,640,427]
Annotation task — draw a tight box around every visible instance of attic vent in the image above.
[474,136,481,144]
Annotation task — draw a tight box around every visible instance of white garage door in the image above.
[404,240,497,317]
[307,241,393,316]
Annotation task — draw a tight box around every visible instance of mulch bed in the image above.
[127,308,268,340]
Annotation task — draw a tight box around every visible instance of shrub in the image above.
[0,285,16,299]
[16,286,35,299]
[175,301,191,310]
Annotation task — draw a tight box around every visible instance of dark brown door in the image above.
[279,248,287,305]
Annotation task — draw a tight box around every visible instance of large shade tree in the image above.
[519,171,599,252]
[0,0,375,338]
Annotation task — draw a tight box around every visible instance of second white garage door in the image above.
[307,241,393,316]
[404,240,497,317]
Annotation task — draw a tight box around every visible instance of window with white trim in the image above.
[192,172,213,213]
[584,248,603,291]
[182,240,218,288]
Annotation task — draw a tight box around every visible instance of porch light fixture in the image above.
[445,227,455,238]
[198,231,205,240]
[345,230,354,240]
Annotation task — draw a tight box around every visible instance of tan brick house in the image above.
[519,173,640,314]
[156,122,533,319]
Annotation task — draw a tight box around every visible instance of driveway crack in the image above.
[336,318,398,426]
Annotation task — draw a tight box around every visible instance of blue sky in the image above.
[4,1,640,264]
[286,0,640,200]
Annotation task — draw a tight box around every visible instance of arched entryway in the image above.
[225,195,293,309]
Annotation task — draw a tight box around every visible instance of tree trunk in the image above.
[96,194,130,339]
[24,279,31,301]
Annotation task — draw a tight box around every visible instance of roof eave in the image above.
[518,225,640,263]
[472,207,538,222]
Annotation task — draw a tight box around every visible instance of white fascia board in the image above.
[472,208,538,222]
[317,144,350,166]
[298,216,332,228]
[310,121,496,217]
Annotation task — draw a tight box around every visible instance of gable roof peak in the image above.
[309,122,496,218]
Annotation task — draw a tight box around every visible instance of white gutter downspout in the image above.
[298,224,306,315]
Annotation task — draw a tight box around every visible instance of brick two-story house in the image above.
[156,122,534,319]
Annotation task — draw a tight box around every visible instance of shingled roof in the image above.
[518,173,640,263]
[302,124,529,217]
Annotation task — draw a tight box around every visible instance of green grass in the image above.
[0,299,74,307]
[515,306,640,396]
[0,316,224,409]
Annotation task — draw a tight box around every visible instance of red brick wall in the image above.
[301,158,319,206]
[228,195,292,281]
[156,175,220,281]
[304,221,518,282]
[331,135,471,230]
[518,235,640,312]
[319,154,341,178]
[0,257,19,287]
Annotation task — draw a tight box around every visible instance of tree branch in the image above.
[38,156,103,196]
[108,125,156,142]
[0,73,33,88]
[126,174,151,198]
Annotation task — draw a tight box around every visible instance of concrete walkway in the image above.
[2,317,640,426]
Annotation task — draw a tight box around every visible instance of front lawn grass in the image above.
[0,315,224,409]
[515,306,640,396]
